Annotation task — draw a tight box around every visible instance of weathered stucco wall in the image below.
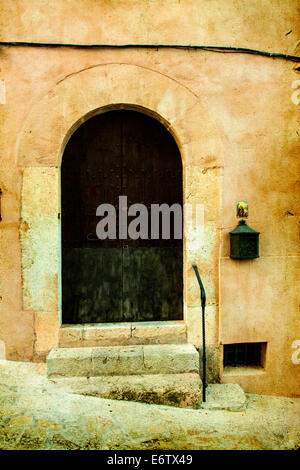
[0,0,299,396]
[0,0,298,54]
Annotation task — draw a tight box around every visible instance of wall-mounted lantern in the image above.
[230,219,260,259]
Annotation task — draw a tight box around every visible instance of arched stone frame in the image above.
[18,63,224,377]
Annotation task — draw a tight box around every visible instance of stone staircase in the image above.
[47,343,202,408]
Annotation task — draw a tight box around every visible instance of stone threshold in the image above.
[59,320,187,348]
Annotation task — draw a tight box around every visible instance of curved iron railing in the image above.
[192,265,207,402]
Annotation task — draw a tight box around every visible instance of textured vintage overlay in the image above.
[0,0,299,451]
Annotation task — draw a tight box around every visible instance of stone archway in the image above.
[18,63,223,378]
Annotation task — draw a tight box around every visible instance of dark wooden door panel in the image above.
[62,248,122,324]
[61,110,183,324]
[122,247,183,322]
[122,110,182,246]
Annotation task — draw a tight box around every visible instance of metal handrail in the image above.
[192,265,207,402]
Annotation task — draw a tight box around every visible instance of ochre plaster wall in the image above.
[0,0,299,396]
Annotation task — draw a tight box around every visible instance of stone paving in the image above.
[0,360,299,450]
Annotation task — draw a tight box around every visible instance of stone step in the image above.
[47,343,199,378]
[50,373,202,409]
[59,322,187,348]
[202,384,246,411]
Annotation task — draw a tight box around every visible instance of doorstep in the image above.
[47,343,201,408]
[47,343,199,377]
[46,345,247,410]
[59,321,187,348]
[49,373,202,409]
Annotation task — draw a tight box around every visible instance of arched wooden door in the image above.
[61,110,183,324]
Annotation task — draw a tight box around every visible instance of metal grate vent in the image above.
[224,342,266,367]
